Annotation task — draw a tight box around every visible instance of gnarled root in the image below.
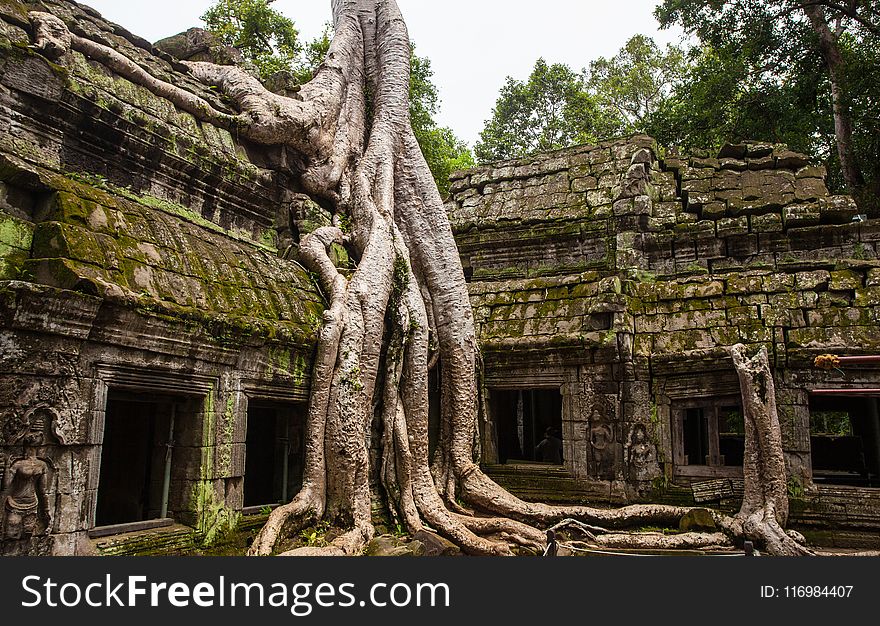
[249,492,322,557]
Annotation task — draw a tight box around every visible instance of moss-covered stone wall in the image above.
[450,136,880,534]
[0,0,325,555]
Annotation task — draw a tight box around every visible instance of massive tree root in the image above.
[29,4,821,556]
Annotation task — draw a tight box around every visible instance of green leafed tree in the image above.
[292,25,332,84]
[201,0,300,80]
[645,43,828,153]
[475,59,610,163]
[588,35,687,136]
[655,0,880,210]
[410,51,475,196]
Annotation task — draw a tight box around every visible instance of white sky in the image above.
[80,1,685,146]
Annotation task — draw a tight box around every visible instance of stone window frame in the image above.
[480,368,572,467]
[807,389,880,486]
[240,382,310,515]
[671,395,745,479]
[89,364,219,535]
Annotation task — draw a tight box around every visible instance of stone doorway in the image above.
[243,402,305,510]
[95,392,184,528]
[491,389,563,464]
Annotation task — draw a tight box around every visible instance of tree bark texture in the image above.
[725,345,813,556]
[28,5,822,556]
[803,4,866,199]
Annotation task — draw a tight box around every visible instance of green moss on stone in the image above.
[0,212,29,244]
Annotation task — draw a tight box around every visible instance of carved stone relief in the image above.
[582,390,619,481]
[1,408,55,540]
[625,423,660,496]
[0,378,83,446]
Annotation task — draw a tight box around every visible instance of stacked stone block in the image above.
[448,134,880,528]
[0,0,322,555]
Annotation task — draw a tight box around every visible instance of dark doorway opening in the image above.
[810,395,880,486]
[491,389,563,464]
[96,392,180,527]
[244,402,305,508]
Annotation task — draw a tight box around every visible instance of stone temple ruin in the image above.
[1,0,879,556]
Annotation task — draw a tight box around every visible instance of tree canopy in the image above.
[475,59,609,163]
[588,34,686,137]
[475,43,686,163]
[201,0,300,80]
[653,0,880,207]
[201,0,472,197]
[474,1,880,210]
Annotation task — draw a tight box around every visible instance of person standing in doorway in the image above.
[535,427,563,464]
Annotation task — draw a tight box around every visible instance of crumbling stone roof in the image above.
[0,0,324,346]
[448,136,879,364]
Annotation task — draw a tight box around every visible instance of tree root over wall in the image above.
[28,4,851,557]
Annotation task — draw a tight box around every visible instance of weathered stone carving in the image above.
[1,381,80,446]
[29,8,70,60]
[1,410,53,539]
[588,419,614,480]
[625,423,659,496]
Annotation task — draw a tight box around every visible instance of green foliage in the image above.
[588,35,687,136]
[202,0,300,80]
[393,523,408,538]
[474,39,685,164]
[719,409,744,436]
[787,476,805,500]
[417,126,475,197]
[810,411,853,436]
[654,0,880,203]
[391,254,410,301]
[291,25,332,85]
[476,59,609,163]
[67,171,110,188]
[637,526,681,535]
[651,0,828,152]
[652,473,671,494]
[299,521,331,547]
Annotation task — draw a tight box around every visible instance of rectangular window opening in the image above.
[243,402,305,509]
[490,388,563,465]
[718,406,745,467]
[809,394,880,487]
[673,396,744,478]
[95,391,194,531]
